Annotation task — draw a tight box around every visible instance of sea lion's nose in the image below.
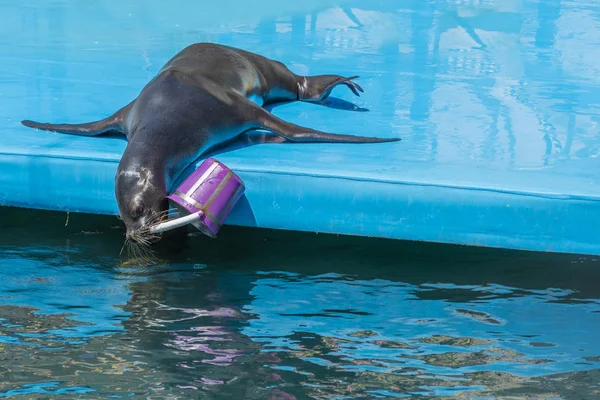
[126,229,135,240]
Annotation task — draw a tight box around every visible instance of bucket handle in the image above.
[149,211,204,234]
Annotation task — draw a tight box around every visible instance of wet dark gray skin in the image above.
[22,42,400,243]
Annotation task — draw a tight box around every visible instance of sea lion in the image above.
[21,42,400,244]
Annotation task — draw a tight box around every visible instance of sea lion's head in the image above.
[115,164,168,243]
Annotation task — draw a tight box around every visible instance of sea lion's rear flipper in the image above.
[21,101,133,138]
[297,75,364,103]
[246,99,400,144]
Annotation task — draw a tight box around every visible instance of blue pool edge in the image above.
[2,147,599,257]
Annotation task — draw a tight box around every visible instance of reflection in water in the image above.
[0,207,599,398]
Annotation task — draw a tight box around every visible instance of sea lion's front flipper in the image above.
[242,98,400,144]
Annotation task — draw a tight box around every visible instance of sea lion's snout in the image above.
[126,229,136,241]
[125,227,146,243]
[126,222,164,244]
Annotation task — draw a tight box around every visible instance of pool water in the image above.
[0,206,598,398]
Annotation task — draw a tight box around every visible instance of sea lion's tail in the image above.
[21,101,133,137]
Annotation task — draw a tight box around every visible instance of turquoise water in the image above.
[0,206,599,398]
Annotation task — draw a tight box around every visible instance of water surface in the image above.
[0,207,598,398]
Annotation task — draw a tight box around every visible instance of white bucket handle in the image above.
[149,211,204,234]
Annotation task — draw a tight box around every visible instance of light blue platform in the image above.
[1,0,599,255]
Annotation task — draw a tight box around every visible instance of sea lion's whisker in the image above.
[120,238,128,256]
[131,234,156,257]
[125,241,135,259]
[131,243,151,262]
[128,241,140,258]
[141,230,159,241]
[142,227,161,235]
[146,210,171,225]
[130,243,143,259]
[133,242,156,263]
[134,236,151,247]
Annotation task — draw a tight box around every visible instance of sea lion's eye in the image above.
[131,204,144,219]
